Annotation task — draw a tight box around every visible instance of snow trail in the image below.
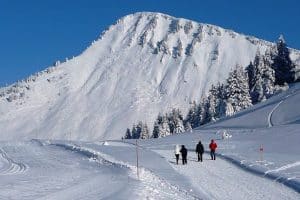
[268,87,300,127]
[52,142,199,200]
[0,148,27,175]
[265,161,300,174]
[268,100,284,127]
[155,149,300,200]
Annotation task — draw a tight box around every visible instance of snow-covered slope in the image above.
[203,83,300,129]
[1,12,300,140]
[0,84,300,199]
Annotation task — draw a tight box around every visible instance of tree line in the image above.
[124,35,299,139]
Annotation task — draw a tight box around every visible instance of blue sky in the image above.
[0,0,299,86]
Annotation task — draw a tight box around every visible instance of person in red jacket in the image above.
[209,139,217,160]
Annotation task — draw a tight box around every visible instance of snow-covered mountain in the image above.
[1,12,300,140]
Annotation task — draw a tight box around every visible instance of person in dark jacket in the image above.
[180,145,188,165]
[195,141,204,162]
[209,139,217,160]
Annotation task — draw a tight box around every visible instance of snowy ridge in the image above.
[0,12,300,140]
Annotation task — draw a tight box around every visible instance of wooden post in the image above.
[136,139,139,179]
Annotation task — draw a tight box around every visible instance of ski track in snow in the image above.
[268,100,284,127]
[265,161,300,174]
[268,87,300,127]
[155,149,300,200]
[0,148,27,175]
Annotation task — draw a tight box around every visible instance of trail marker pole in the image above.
[259,144,264,164]
[136,139,139,179]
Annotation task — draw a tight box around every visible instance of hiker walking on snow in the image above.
[180,145,188,165]
[195,141,204,162]
[209,139,217,160]
[174,144,180,165]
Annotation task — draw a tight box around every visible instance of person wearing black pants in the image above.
[195,141,204,162]
[180,145,188,165]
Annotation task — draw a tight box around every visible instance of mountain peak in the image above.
[0,13,299,141]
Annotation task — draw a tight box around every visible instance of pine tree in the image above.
[250,50,275,103]
[184,121,192,132]
[262,50,276,98]
[272,35,296,85]
[251,53,265,103]
[246,61,255,92]
[174,115,184,134]
[152,121,160,138]
[167,110,176,134]
[156,113,163,124]
[199,98,208,125]
[140,123,150,139]
[168,108,184,134]
[135,121,143,139]
[125,128,131,139]
[225,64,252,113]
[215,82,227,118]
[206,84,223,122]
[246,51,261,93]
[131,124,137,139]
[225,101,234,116]
[185,101,199,128]
[152,113,167,138]
[160,115,171,137]
[207,86,216,121]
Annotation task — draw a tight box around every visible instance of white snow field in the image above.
[0,12,300,141]
[0,83,300,199]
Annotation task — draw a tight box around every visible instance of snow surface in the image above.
[0,83,300,199]
[1,12,300,140]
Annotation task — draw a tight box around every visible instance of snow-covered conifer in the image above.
[262,50,276,98]
[174,116,184,134]
[206,85,218,122]
[131,124,138,139]
[185,101,199,128]
[184,121,192,132]
[250,50,276,103]
[125,128,131,139]
[198,98,208,125]
[272,35,296,85]
[225,64,252,113]
[152,120,160,138]
[140,123,150,139]
[168,108,184,134]
[160,115,171,137]
[135,121,143,139]
[215,82,227,118]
